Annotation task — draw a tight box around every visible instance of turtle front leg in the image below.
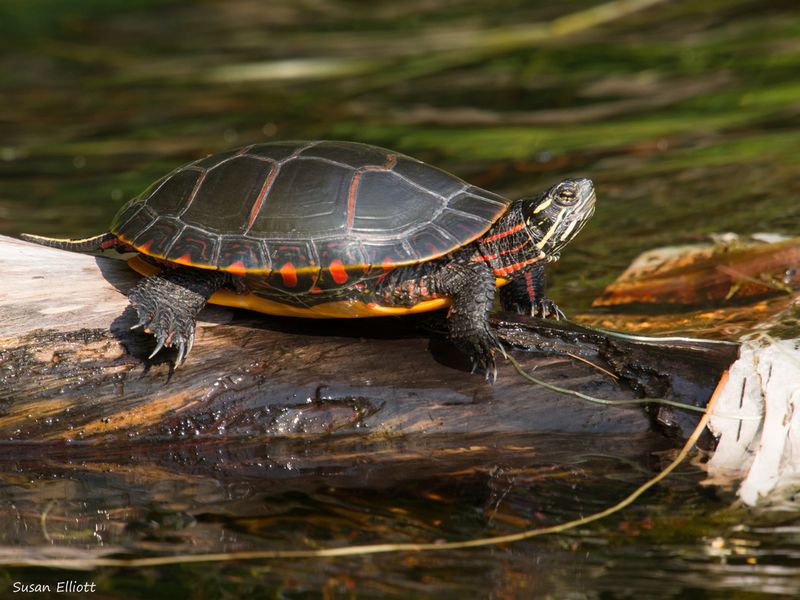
[375,259,502,382]
[433,262,504,383]
[499,264,565,320]
[128,267,229,363]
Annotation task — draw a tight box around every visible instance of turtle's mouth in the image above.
[577,191,596,230]
[576,186,596,220]
[584,189,597,217]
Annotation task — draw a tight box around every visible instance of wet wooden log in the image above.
[0,234,738,445]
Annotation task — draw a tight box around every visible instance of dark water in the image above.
[0,434,772,598]
[2,0,800,597]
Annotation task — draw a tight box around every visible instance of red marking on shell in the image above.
[181,170,207,214]
[481,222,525,243]
[246,163,279,231]
[137,239,154,253]
[280,262,298,287]
[175,253,193,265]
[346,171,362,230]
[309,285,323,294]
[227,261,247,277]
[376,258,395,284]
[329,259,348,285]
[346,153,398,231]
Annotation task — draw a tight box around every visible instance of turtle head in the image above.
[521,178,595,260]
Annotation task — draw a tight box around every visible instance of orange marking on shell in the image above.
[329,259,349,285]
[137,239,154,253]
[481,222,525,243]
[345,154,397,231]
[128,256,452,317]
[227,260,247,277]
[346,171,362,230]
[180,170,207,215]
[175,253,193,265]
[280,262,298,288]
[376,258,395,284]
[246,163,279,231]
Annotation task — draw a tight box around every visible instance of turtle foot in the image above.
[461,326,506,385]
[129,288,198,365]
[127,270,219,365]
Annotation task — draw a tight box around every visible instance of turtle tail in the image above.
[19,232,120,252]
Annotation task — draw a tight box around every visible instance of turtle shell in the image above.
[112,141,510,282]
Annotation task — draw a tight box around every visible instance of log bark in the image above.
[0,234,738,445]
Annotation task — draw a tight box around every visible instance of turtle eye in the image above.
[555,185,578,205]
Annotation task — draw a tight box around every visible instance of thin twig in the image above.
[566,352,620,380]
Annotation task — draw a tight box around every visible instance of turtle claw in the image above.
[532,298,566,321]
[143,322,196,364]
[463,327,502,384]
[149,336,166,360]
[175,340,186,365]
[470,353,497,384]
[130,317,147,331]
[129,274,205,366]
[186,330,195,358]
[484,362,498,385]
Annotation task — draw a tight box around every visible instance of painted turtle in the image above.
[22,140,595,381]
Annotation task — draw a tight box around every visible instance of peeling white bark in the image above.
[707,337,800,506]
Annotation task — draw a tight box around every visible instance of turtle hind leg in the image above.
[129,267,229,365]
[20,231,119,252]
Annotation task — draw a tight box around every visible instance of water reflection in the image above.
[2,433,797,595]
